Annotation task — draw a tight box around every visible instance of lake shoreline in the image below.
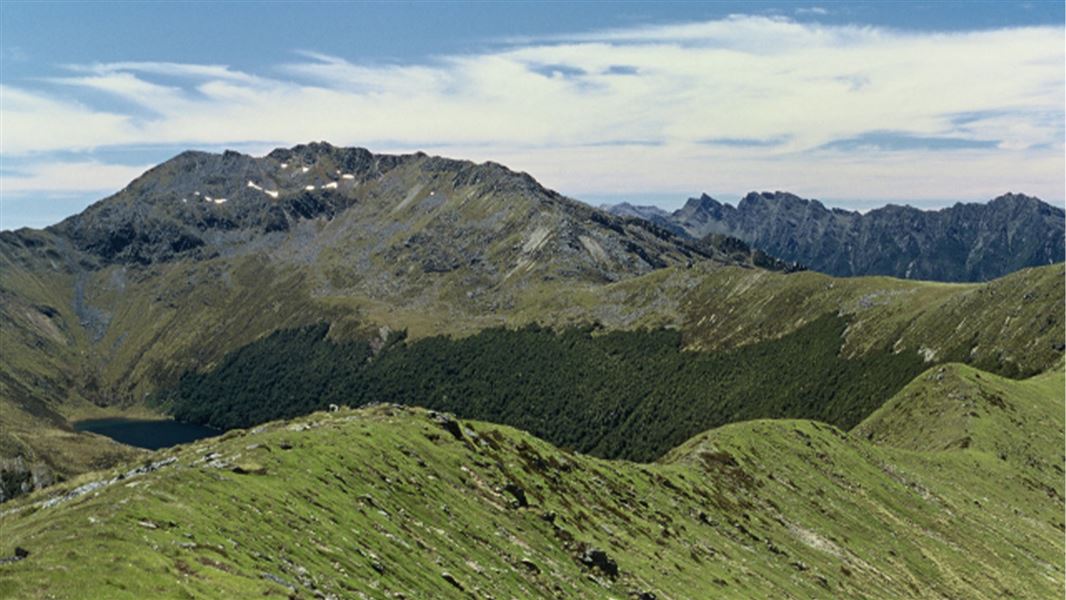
[74,418,221,450]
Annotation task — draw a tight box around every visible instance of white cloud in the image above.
[0,15,1062,205]
[64,61,265,84]
[0,86,140,153]
[0,160,151,195]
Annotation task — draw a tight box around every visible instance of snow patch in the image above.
[305,185,316,191]
[213,197,227,204]
[323,181,338,190]
[301,166,310,173]
[280,163,289,169]
[341,174,355,180]
[248,180,280,199]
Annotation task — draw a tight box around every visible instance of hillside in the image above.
[1,145,1062,500]
[606,192,1065,282]
[160,314,925,461]
[0,143,778,498]
[1,363,1061,599]
[854,362,1065,464]
[158,263,1064,463]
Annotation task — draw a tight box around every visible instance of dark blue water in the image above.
[74,418,220,450]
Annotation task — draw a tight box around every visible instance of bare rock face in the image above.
[35,143,780,284]
[0,457,54,503]
[608,191,1065,282]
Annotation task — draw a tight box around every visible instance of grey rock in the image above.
[440,571,464,591]
[579,546,619,577]
[608,191,1065,282]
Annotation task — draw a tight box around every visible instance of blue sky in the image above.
[2,1,1064,228]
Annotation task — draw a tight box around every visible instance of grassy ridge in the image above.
[853,362,1066,493]
[2,364,1061,599]
[163,314,925,462]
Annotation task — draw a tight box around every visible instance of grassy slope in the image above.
[1,237,1061,494]
[1,364,1061,599]
[0,234,144,488]
[852,362,1065,495]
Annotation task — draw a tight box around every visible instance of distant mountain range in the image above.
[605,192,1065,282]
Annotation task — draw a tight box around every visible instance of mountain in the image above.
[606,191,1065,282]
[1,363,1061,599]
[1,144,1063,501]
[0,143,779,497]
[46,144,776,276]
[598,202,685,235]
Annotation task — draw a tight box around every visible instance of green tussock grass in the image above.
[1,364,1062,599]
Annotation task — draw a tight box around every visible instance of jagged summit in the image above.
[17,143,789,279]
[738,190,816,208]
[606,189,1064,282]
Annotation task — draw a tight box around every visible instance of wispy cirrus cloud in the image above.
[1,14,1063,222]
[62,61,265,84]
[700,136,792,148]
[1,160,152,194]
[817,131,1001,152]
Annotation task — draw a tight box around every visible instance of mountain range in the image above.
[0,143,798,496]
[0,143,1062,598]
[605,191,1065,282]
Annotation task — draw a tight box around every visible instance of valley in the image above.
[2,145,1063,496]
[0,144,1062,599]
[4,3,1065,597]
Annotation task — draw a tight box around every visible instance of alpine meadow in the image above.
[1,3,1063,599]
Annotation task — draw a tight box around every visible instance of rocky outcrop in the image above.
[608,192,1065,282]
[0,457,54,503]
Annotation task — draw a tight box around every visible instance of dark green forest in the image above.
[162,314,926,461]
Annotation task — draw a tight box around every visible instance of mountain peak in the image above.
[622,190,1063,282]
[33,144,781,283]
[987,192,1059,213]
[676,193,726,216]
[738,191,823,212]
[691,193,722,209]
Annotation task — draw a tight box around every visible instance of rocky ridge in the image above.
[607,191,1065,282]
